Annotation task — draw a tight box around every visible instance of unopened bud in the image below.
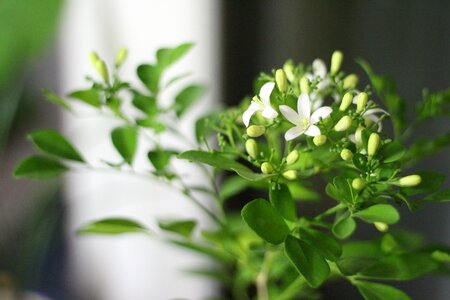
[367,133,380,156]
[89,51,100,68]
[282,170,297,180]
[352,178,366,190]
[340,148,353,161]
[116,48,128,66]
[374,222,389,232]
[261,162,274,174]
[356,92,368,112]
[395,175,422,187]
[286,150,299,165]
[275,69,288,93]
[247,125,265,138]
[95,60,109,83]
[300,76,310,94]
[313,135,327,146]
[330,50,343,75]
[245,139,258,159]
[354,126,364,145]
[283,60,295,82]
[343,74,359,89]
[339,93,353,111]
[334,115,352,131]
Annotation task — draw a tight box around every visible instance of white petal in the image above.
[297,93,311,118]
[312,59,327,78]
[304,72,314,81]
[311,97,324,111]
[363,108,389,116]
[304,125,321,137]
[352,95,358,104]
[242,102,261,127]
[262,105,278,119]
[285,126,304,141]
[259,82,275,104]
[279,105,300,125]
[317,77,330,90]
[311,106,332,124]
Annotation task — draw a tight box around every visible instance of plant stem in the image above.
[277,276,306,300]
[256,251,273,300]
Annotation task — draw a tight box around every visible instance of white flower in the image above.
[305,59,331,110]
[351,95,389,131]
[243,82,278,127]
[279,93,332,141]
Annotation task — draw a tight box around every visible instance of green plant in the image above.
[14,43,450,299]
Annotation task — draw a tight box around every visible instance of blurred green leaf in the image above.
[353,204,399,224]
[332,216,356,239]
[14,155,67,179]
[136,116,166,133]
[78,218,149,235]
[137,64,161,94]
[422,189,450,203]
[42,89,72,111]
[158,219,197,238]
[336,240,383,275]
[28,129,84,162]
[156,43,193,69]
[174,84,206,117]
[132,93,157,116]
[219,175,249,203]
[269,183,296,221]
[111,126,138,165]
[68,88,102,107]
[148,148,175,171]
[379,141,405,163]
[356,281,411,300]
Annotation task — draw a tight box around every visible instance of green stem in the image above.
[277,276,306,300]
[256,251,273,300]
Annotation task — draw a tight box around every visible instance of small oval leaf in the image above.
[353,204,400,224]
[356,281,411,300]
[332,216,356,239]
[14,156,68,179]
[28,129,84,162]
[111,126,138,165]
[78,218,149,235]
[269,183,296,221]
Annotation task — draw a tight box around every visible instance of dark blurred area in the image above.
[0,0,449,299]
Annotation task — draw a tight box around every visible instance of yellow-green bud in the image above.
[261,162,274,174]
[313,135,327,146]
[352,178,366,190]
[246,125,265,138]
[283,60,295,82]
[367,133,380,156]
[343,74,359,89]
[89,51,100,68]
[95,60,109,83]
[340,148,353,161]
[334,115,352,131]
[116,48,128,66]
[275,69,288,93]
[300,76,310,94]
[339,93,353,111]
[286,150,299,165]
[330,50,343,75]
[395,175,422,187]
[374,222,389,232]
[354,126,364,145]
[356,92,368,112]
[245,139,258,159]
[282,170,297,180]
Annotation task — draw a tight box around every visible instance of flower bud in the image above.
[116,48,128,66]
[330,50,343,75]
[245,139,258,159]
[246,125,265,138]
[313,134,327,146]
[354,126,364,145]
[300,76,310,94]
[340,148,353,161]
[95,60,109,83]
[286,150,299,165]
[89,51,100,68]
[395,175,422,187]
[367,133,380,157]
[283,60,295,82]
[334,115,352,131]
[356,92,368,112]
[352,178,366,190]
[374,222,389,232]
[275,69,288,93]
[282,170,297,180]
[339,92,353,111]
[343,74,359,89]
[261,162,274,174]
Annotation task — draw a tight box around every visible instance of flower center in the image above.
[300,117,310,129]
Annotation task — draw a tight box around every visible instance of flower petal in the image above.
[363,108,389,116]
[312,59,327,78]
[297,93,311,118]
[285,126,304,141]
[262,105,278,119]
[280,105,300,125]
[304,125,321,137]
[311,97,324,111]
[242,102,261,127]
[317,77,330,90]
[311,106,332,124]
[259,82,275,104]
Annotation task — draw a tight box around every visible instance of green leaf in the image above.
[326,176,354,204]
[132,93,157,116]
[43,89,72,111]
[156,42,193,69]
[111,126,138,165]
[77,218,149,235]
[352,153,369,172]
[356,281,411,300]
[241,198,289,245]
[68,88,102,107]
[158,219,196,238]
[28,129,84,162]
[299,228,342,261]
[174,85,206,117]
[353,204,399,224]
[336,240,383,275]
[379,141,405,163]
[219,175,249,202]
[148,149,174,171]
[332,216,356,239]
[287,183,320,201]
[359,252,440,280]
[284,235,330,288]
[423,188,450,203]
[269,183,296,221]
[137,64,161,94]
[195,111,221,143]
[136,117,166,133]
[14,156,68,179]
